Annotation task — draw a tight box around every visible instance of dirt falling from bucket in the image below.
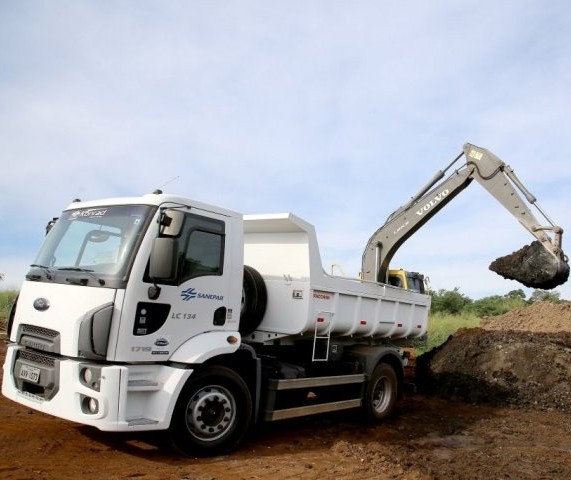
[489,240,570,289]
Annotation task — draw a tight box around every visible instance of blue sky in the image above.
[1,1,571,300]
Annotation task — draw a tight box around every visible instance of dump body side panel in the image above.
[243,213,430,341]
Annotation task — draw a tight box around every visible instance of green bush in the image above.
[430,287,473,315]
[529,289,562,303]
[471,295,526,317]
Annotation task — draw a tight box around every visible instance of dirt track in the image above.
[2,302,571,479]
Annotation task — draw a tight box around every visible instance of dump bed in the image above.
[243,213,430,342]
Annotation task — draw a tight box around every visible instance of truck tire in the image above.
[169,366,253,456]
[240,265,267,335]
[363,362,398,421]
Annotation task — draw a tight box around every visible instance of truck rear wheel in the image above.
[169,366,253,456]
[240,265,267,335]
[363,362,398,421]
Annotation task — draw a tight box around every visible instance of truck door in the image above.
[115,209,233,362]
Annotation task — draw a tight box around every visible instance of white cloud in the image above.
[1,1,570,300]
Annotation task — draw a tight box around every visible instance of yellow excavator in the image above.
[362,143,569,290]
[388,269,427,293]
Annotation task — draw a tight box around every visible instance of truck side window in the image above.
[181,230,223,281]
[178,214,225,284]
[144,212,225,285]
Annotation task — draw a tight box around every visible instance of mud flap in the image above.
[489,241,570,290]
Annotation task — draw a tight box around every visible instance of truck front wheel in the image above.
[363,362,398,421]
[169,366,253,456]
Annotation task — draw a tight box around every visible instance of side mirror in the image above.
[160,210,185,237]
[149,237,179,281]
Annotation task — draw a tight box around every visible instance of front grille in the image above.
[17,349,56,367]
[17,324,61,354]
[21,324,59,339]
[14,348,60,400]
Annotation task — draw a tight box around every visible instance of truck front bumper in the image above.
[2,344,192,431]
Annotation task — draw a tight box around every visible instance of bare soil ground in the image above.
[2,301,571,479]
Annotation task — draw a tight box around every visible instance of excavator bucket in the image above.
[489,241,570,290]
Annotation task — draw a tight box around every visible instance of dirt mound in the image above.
[481,301,571,332]
[419,302,571,412]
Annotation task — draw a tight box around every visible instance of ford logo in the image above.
[33,297,50,312]
[154,338,169,347]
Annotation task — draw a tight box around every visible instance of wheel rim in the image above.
[185,385,236,442]
[371,375,392,414]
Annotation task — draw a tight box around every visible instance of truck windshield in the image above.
[32,204,155,286]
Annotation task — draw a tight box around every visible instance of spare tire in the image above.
[240,265,267,335]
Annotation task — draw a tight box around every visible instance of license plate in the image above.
[19,364,41,383]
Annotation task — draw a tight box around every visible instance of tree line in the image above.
[430,287,564,317]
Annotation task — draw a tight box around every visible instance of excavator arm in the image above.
[361,143,569,290]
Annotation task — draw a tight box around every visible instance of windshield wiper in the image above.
[28,264,54,281]
[57,267,106,286]
[57,267,95,272]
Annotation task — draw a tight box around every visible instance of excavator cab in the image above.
[388,269,426,294]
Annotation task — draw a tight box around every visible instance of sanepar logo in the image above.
[180,288,223,302]
[181,288,198,300]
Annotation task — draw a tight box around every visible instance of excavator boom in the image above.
[361,143,569,290]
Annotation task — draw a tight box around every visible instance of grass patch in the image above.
[0,290,18,332]
[417,311,482,354]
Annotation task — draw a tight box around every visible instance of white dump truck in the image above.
[2,195,429,456]
[3,143,567,456]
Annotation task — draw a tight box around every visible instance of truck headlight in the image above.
[81,395,99,414]
[79,365,101,391]
[82,367,93,384]
[88,398,99,414]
